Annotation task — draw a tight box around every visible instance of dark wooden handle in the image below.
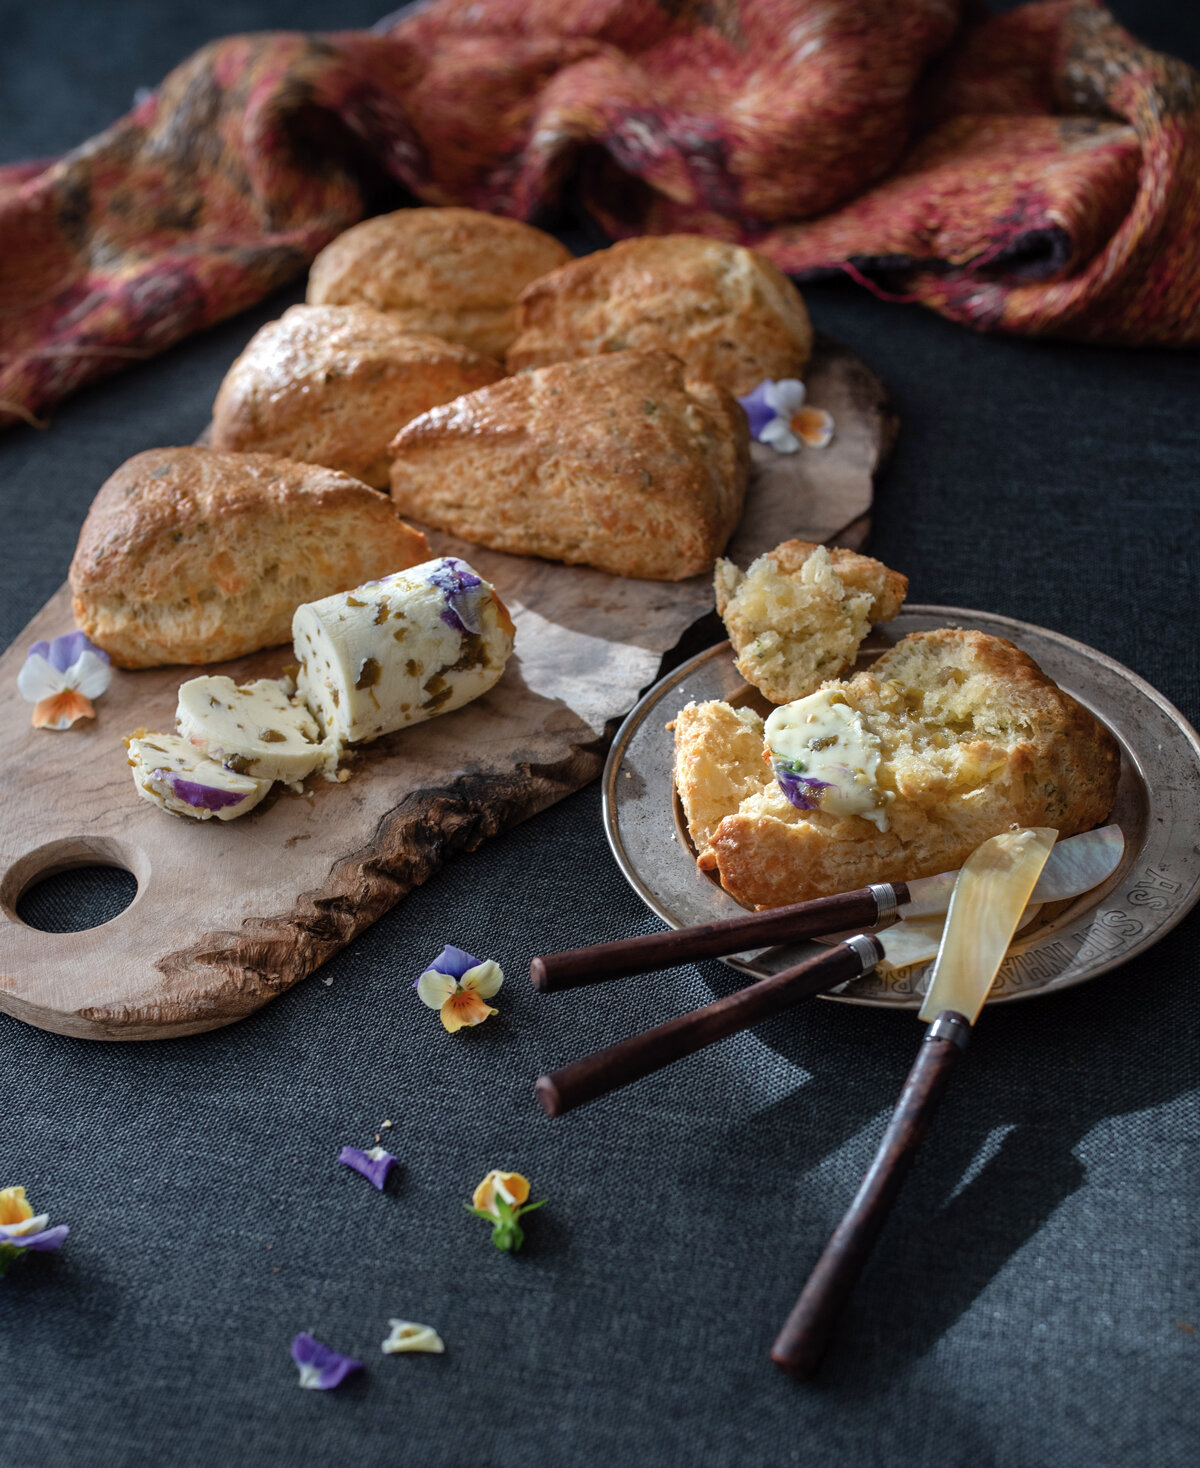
[530,885,906,992]
[770,1012,969,1380]
[535,936,882,1118]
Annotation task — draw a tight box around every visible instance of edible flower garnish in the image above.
[738,379,834,454]
[466,1170,545,1253]
[18,630,111,730]
[290,1333,364,1390]
[382,1319,445,1354]
[426,558,487,634]
[337,1144,397,1191]
[415,945,504,1033]
[770,757,832,812]
[0,1186,69,1276]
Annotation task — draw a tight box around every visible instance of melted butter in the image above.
[764,689,890,832]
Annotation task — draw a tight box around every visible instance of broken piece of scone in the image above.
[674,628,1119,910]
[714,540,907,705]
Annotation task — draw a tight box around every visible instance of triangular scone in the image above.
[388,351,749,581]
[672,700,774,867]
[714,541,907,704]
[676,629,1120,911]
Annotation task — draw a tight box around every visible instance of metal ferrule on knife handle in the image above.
[529,885,905,992]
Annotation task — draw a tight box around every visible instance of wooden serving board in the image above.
[0,339,893,1039]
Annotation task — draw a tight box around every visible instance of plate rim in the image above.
[602,604,1200,1009]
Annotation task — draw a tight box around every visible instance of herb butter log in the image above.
[293,558,516,763]
[125,732,272,821]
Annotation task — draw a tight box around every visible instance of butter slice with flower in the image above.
[738,379,834,454]
[415,945,504,1032]
[382,1319,445,1354]
[466,1170,546,1253]
[17,630,111,730]
[0,1186,69,1276]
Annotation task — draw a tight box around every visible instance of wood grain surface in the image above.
[0,339,891,1040]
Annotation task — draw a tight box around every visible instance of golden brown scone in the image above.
[506,235,813,396]
[70,447,430,668]
[673,700,775,865]
[306,208,571,359]
[388,351,750,581]
[210,306,505,488]
[675,629,1120,909]
[715,541,908,704]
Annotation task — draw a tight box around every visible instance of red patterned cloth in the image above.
[3,0,1199,431]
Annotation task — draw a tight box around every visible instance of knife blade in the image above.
[770,827,1058,1379]
[900,822,1122,918]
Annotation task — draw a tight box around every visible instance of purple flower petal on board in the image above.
[290,1333,364,1390]
[736,382,777,439]
[159,773,250,812]
[772,761,832,811]
[4,1224,69,1252]
[30,630,109,675]
[337,1145,397,1191]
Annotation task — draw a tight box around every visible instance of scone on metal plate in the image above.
[306,208,571,360]
[210,306,505,488]
[70,447,429,668]
[387,350,750,581]
[674,628,1120,909]
[716,540,908,704]
[506,235,813,396]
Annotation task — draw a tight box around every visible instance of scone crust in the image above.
[680,628,1120,909]
[70,447,430,668]
[306,208,571,359]
[387,350,750,581]
[211,306,505,488]
[715,540,908,704]
[507,235,813,395]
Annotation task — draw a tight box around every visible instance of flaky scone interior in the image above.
[714,540,907,705]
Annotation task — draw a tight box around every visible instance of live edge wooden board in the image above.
[0,339,892,1040]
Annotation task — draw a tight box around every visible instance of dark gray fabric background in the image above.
[2,3,1199,1464]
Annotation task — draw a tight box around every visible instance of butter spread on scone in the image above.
[764,689,888,832]
[70,447,430,669]
[506,235,813,396]
[125,732,272,822]
[294,558,516,765]
[716,541,907,705]
[388,351,750,581]
[675,628,1119,909]
[306,208,571,360]
[176,676,328,785]
[210,306,505,489]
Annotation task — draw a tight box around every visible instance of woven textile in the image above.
[2,0,1200,431]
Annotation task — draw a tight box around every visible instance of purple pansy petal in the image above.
[772,761,832,811]
[160,773,250,812]
[736,381,777,439]
[6,1224,69,1252]
[426,558,486,634]
[434,944,481,980]
[290,1333,364,1390]
[337,1145,397,1191]
[30,630,108,675]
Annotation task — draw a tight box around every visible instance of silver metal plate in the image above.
[602,606,1200,1009]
